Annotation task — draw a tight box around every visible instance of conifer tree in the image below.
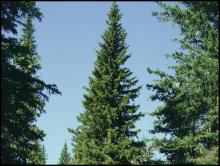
[1,2,61,164]
[69,2,149,164]
[28,142,47,164]
[15,15,41,74]
[58,142,71,165]
[147,2,219,165]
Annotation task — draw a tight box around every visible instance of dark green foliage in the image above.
[69,2,150,164]
[58,142,71,165]
[15,15,41,74]
[28,141,47,164]
[1,1,42,35]
[148,2,219,165]
[1,1,61,164]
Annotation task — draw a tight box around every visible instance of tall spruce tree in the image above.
[1,1,61,164]
[69,2,150,164]
[58,142,71,165]
[18,15,48,165]
[147,2,219,165]
[15,15,41,74]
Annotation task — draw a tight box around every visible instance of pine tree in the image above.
[28,141,47,164]
[147,2,219,165]
[15,15,41,74]
[18,16,48,165]
[58,142,71,165]
[69,2,149,164]
[1,2,61,164]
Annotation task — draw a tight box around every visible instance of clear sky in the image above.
[24,1,181,164]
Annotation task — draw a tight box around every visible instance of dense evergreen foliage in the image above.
[58,142,71,165]
[147,2,219,165]
[69,2,151,164]
[28,141,47,164]
[1,1,218,165]
[1,1,60,164]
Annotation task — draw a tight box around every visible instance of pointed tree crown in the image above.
[59,142,71,165]
[69,2,148,164]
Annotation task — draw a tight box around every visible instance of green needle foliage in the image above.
[69,2,150,165]
[28,141,47,164]
[15,15,41,74]
[58,142,71,165]
[1,1,61,164]
[147,2,219,165]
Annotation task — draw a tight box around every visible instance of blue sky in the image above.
[24,2,181,164]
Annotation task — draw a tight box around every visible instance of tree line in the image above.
[1,1,219,165]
